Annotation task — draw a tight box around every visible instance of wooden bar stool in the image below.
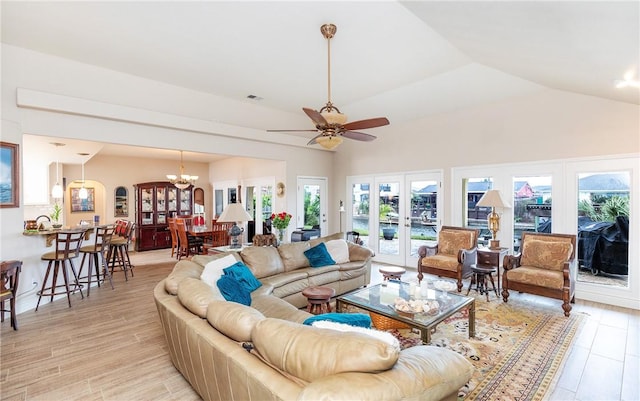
[109,221,135,280]
[1,260,22,330]
[78,225,115,295]
[302,286,336,315]
[37,231,86,310]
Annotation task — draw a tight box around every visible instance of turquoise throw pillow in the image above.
[223,262,262,292]
[303,313,372,329]
[216,275,251,306]
[304,242,336,267]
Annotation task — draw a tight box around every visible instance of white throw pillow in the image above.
[311,320,400,350]
[325,239,350,264]
[200,254,238,296]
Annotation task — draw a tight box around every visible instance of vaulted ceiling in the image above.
[2,1,638,160]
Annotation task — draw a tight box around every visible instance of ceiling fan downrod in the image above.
[321,23,337,112]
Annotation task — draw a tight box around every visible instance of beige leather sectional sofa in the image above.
[154,234,474,401]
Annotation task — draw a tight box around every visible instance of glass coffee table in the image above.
[336,281,475,344]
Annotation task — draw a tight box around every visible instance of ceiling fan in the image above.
[268,23,390,150]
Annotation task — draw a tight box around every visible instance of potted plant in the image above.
[50,202,63,229]
[379,204,396,240]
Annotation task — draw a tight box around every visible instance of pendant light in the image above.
[167,150,198,189]
[78,152,89,199]
[50,142,65,199]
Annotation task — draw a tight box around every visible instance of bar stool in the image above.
[109,221,135,281]
[1,260,22,330]
[466,264,498,301]
[78,225,115,295]
[37,230,86,310]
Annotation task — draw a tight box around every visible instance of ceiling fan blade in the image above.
[303,107,328,126]
[343,117,390,131]
[307,134,324,146]
[267,129,318,133]
[342,130,377,142]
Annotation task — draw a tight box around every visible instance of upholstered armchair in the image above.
[502,232,576,316]
[417,226,479,292]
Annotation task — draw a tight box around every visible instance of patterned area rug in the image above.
[373,294,584,400]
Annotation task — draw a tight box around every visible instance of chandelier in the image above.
[167,150,198,190]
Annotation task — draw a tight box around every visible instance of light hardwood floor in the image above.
[1,249,638,401]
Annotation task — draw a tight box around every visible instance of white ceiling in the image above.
[2,1,638,163]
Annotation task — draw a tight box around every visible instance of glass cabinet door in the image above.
[141,187,154,225]
[180,189,192,215]
[168,187,178,215]
[156,186,166,224]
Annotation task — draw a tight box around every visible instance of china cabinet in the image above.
[135,181,193,251]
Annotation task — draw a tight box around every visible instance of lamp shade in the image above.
[316,135,343,150]
[476,190,510,209]
[217,203,253,223]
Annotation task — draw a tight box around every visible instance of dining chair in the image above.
[0,260,22,330]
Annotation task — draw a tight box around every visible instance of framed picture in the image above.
[71,187,95,212]
[0,142,19,208]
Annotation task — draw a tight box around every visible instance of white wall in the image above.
[333,89,640,224]
[1,44,334,314]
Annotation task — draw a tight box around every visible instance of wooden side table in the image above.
[379,266,406,281]
[476,247,509,293]
[302,286,336,315]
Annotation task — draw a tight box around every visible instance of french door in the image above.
[297,177,328,237]
[348,171,442,267]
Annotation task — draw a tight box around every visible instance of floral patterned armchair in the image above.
[417,226,479,292]
[502,232,576,316]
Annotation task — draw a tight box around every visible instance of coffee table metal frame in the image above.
[336,281,475,344]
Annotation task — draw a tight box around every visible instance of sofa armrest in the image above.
[504,254,522,271]
[297,346,473,401]
[347,242,374,261]
[418,244,437,258]
[458,247,477,278]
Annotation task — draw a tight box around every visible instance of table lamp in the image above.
[476,189,510,249]
[218,202,253,249]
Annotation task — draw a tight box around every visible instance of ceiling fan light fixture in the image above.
[321,110,347,125]
[316,135,343,150]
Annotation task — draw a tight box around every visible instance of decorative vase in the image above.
[277,228,286,244]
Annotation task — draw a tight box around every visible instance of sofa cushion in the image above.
[206,300,265,342]
[304,243,336,267]
[217,275,251,306]
[507,266,565,289]
[277,242,311,272]
[177,277,223,318]
[240,246,285,278]
[223,261,262,292]
[251,294,312,324]
[325,239,350,264]
[308,232,344,247]
[520,239,573,271]
[165,260,205,295]
[252,318,400,382]
[420,254,459,272]
[303,313,371,328]
[200,254,238,288]
[438,230,473,256]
